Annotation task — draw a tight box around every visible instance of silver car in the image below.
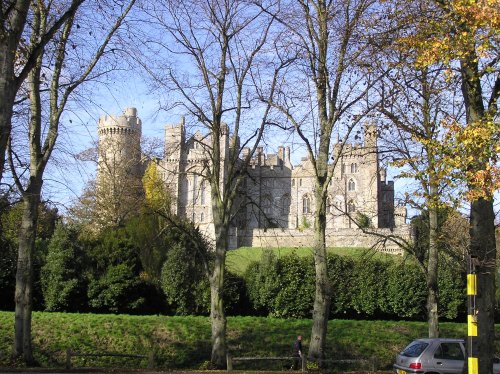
[394,338,499,374]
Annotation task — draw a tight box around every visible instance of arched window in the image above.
[348,179,356,191]
[262,196,272,215]
[192,175,198,204]
[348,200,356,213]
[303,195,311,214]
[281,194,290,215]
[200,180,206,205]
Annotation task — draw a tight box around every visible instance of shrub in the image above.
[438,258,466,320]
[41,224,88,312]
[245,251,280,315]
[161,242,210,315]
[382,262,427,319]
[327,254,355,317]
[271,254,315,318]
[349,258,388,317]
[245,252,315,318]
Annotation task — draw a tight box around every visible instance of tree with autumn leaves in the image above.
[394,0,498,372]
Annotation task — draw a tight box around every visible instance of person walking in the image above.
[291,335,303,370]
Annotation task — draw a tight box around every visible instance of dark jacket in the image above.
[292,339,302,357]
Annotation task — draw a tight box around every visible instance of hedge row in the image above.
[243,251,466,320]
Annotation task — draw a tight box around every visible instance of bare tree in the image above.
[377,63,461,337]
[8,0,135,362]
[137,0,279,367]
[0,0,85,185]
[263,0,381,362]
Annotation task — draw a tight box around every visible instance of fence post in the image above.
[148,351,155,369]
[65,349,72,369]
[301,355,306,372]
[226,353,233,371]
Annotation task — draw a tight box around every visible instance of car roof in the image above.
[412,338,464,343]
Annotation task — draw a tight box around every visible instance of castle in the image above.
[97,108,411,252]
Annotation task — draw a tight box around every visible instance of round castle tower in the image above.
[96,107,143,225]
[97,107,142,178]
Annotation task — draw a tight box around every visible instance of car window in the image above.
[434,343,464,360]
[401,342,429,357]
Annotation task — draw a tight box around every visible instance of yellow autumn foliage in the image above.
[142,162,171,212]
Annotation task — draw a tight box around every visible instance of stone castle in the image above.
[97,108,410,252]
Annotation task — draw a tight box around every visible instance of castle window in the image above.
[299,179,302,187]
[348,179,356,191]
[193,175,198,204]
[262,196,272,215]
[341,163,346,174]
[335,200,343,210]
[201,213,204,222]
[292,179,295,187]
[281,195,290,215]
[348,200,356,213]
[351,163,358,173]
[201,180,206,205]
[303,196,311,214]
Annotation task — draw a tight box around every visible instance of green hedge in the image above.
[244,251,466,320]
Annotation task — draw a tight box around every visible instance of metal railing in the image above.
[226,354,306,372]
[65,349,154,369]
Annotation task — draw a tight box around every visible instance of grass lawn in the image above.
[0,311,485,371]
[226,246,395,275]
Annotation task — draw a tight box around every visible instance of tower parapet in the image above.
[98,107,142,136]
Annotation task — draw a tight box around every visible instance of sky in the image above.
[36,2,497,222]
[45,75,413,218]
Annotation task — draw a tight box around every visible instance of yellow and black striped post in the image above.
[467,255,478,374]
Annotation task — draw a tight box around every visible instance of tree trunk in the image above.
[458,37,496,374]
[210,215,227,368]
[13,180,41,364]
[468,198,496,374]
[426,183,439,338]
[308,184,331,363]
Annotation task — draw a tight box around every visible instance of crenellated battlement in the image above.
[244,145,291,169]
[98,107,141,135]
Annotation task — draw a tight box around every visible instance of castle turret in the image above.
[163,118,186,216]
[164,117,185,160]
[97,107,142,178]
[364,123,378,150]
[96,107,143,225]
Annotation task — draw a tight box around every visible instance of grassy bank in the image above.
[226,246,392,275]
[0,311,480,371]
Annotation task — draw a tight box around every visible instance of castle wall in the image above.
[235,226,410,254]
[97,108,412,252]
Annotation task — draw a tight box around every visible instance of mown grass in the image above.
[226,246,395,275]
[1,311,489,371]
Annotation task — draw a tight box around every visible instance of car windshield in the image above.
[401,342,429,358]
